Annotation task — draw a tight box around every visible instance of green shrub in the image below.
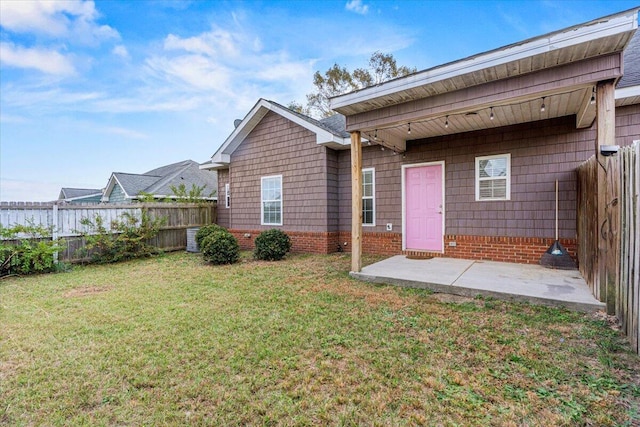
[77,210,166,264]
[201,230,239,265]
[195,224,226,249]
[0,222,65,277]
[254,229,291,261]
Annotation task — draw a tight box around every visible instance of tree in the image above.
[170,183,216,204]
[305,51,416,118]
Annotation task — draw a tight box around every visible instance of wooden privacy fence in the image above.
[577,142,639,354]
[0,202,216,262]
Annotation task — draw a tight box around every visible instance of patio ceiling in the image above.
[359,86,595,153]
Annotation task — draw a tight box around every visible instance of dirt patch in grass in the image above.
[64,286,112,298]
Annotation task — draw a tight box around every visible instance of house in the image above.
[203,9,640,271]
[57,187,103,204]
[102,160,217,203]
[200,100,350,252]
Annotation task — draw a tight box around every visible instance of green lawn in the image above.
[1,252,639,426]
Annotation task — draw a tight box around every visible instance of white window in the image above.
[362,168,375,226]
[475,153,511,201]
[224,183,230,208]
[261,175,282,225]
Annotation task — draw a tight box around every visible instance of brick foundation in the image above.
[229,229,341,254]
[228,228,577,265]
[442,235,577,265]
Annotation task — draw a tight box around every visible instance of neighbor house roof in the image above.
[58,187,103,201]
[616,27,640,105]
[201,99,350,170]
[104,160,217,201]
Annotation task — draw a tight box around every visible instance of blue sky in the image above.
[1,0,638,201]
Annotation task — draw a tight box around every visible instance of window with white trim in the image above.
[362,168,375,226]
[261,175,282,225]
[224,183,230,208]
[475,153,511,201]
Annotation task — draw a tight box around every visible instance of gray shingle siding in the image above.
[109,183,128,204]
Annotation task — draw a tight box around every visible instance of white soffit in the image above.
[331,8,639,114]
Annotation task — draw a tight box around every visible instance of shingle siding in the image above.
[217,169,230,228]
[338,105,639,241]
[229,111,334,232]
[108,183,128,204]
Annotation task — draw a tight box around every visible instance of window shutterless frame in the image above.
[475,153,511,201]
[362,168,375,226]
[261,175,282,225]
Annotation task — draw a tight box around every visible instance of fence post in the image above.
[52,204,59,264]
[597,80,616,314]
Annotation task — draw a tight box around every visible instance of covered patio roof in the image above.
[330,8,638,153]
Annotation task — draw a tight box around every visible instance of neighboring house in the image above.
[58,188,103,204]
[102,160,217,203]
[203,9,640,268]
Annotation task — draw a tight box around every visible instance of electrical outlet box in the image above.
[386,223,393,231]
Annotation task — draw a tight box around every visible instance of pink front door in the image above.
[405,164,443,252]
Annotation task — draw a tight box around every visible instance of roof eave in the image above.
[330,8,639,114]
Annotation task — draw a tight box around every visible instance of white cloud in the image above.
[103,126,148,139]
[0,42,76,76]
[345,0,369,15]
[145,54,232,92]
[164,29,238,57]
[0,0,119,44]
[112,45,129,59]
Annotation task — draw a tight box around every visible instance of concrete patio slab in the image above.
[351,255,605,313]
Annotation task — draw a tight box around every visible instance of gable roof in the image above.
[58,187,102,201]
[201,99,350,170]
[104,160,217,201]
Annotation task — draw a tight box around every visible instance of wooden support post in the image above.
[596,80,616,314]
[351,131,362,273]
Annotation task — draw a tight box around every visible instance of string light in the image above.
[540,97,546,112]
[590,87,596,105]
[380,146,385,151]
[407,122,411,135]
[360,87,587,142]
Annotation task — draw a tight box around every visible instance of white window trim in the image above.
[224,183,230,208]
[475,153,511,201]
[261,175,283,226]
[362,168,375,227]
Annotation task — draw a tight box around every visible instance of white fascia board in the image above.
[207,99,271,162]
[67,193,102,202]
[103,174,132,201]
[615,85,640,99]
[199,160,226,170]
[331,9,639,110]
[209,98,350,159]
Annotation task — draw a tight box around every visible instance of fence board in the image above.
[0,203,216,263]
[577,143,639,354]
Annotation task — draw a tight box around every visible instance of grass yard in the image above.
[1,252,639,426]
